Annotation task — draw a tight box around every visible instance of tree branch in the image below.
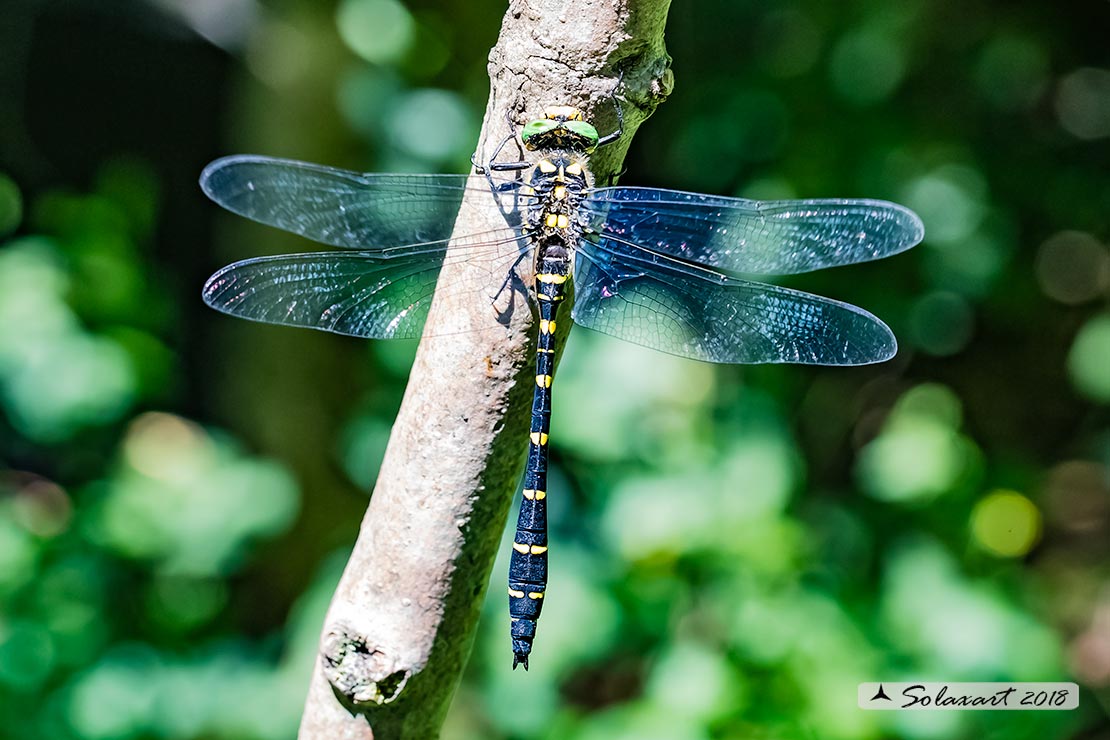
[298,2,672,737]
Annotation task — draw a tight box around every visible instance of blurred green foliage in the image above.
[1,0,1109,739]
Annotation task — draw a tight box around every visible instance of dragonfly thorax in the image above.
[524,152,591,267]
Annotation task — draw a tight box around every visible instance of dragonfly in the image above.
[201,101,924,670]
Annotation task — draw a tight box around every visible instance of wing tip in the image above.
[812,299,900,367]
[891,202,926,249]
[849,198,926,258]
[200,154,328,200]
[200,154,265,196]
[872,331,899,365]
[200,265,235,311]
[809,196,927,251]
[849,198,926,251]
[848,313,899,366]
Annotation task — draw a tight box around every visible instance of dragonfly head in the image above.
[521,106,600,153]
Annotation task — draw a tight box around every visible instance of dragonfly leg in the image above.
[595,68,626,149]
[605,164,628,187]
[475,110,531,178]
[472,130,517,174]
[474,134,531,194]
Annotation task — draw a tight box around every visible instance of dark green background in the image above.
[1,0,1108,738]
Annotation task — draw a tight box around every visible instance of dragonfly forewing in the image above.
[585,187,924,276]
[202,155,512,255]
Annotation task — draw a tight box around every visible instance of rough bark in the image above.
[298,2,672,738]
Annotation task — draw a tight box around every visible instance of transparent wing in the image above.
[584,187,924,276]
[202,250,448,339]
[201,155,512,253]
[202,228,528,339]
[571,238,897,365]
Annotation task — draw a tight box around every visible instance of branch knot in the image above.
[322,622,412,707]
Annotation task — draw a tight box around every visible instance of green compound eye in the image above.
[521,119,557,148]
[563,119,600,147]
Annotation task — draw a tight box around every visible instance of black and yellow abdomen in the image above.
[507,148,588,669]
[507,261,566,669]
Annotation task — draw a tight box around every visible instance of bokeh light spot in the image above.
[857,384,972,503]
[858,420,964,502]
[66,649,159,738]
[974,34,1049,110]
[9,476,72,538]
[385,89,475,164]
[1042,460,1110,534]
[830,27,906,105]
[903,165,987,245]
[894,383,964,428]
[0,239,72,352]
[1055,67,1110,140]
[0,514,38,592]
[971,490,1041,557]
[555,331,715,462]
[1035,231,1109,305]
[145,575,229,632]
[337,67,402,138]
[882,541,1061,678]
[336,0,415,66]
[645,641,733,720]
[1067,313,1110,403]
[123,412,215,482]
[4,334,136,442]
[0,621,55,690]
[94,420,300,575]
[908,291,974,356]
[246,19,313,88]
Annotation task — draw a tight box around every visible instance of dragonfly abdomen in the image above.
[508,251,568,670]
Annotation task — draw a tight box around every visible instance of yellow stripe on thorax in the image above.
[544,105,582,121]
[543,213,570,229]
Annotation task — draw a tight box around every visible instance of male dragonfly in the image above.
[201,103,924,669]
